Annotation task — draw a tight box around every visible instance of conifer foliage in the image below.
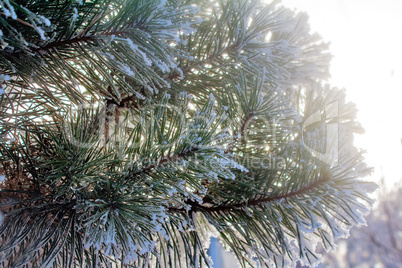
[0,0,376,267]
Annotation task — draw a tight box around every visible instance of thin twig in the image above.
[128,147,200,178]
[225,110,254,153]
[0,12,35,28]
[169,174,330,213]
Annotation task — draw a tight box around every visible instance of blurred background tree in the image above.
[318,178,402,268]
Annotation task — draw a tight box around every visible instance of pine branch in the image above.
[108,41,242,107]
[225,110,255,153]
[169,174,330,213]
[169,40,242,80]
[32,36,95,53]
[128,147,200,178]
[8,31,121,56]
[0,0,375,266]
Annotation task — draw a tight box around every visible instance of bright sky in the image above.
[281,0,402,188]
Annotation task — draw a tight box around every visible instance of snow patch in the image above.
[1,0,17,19]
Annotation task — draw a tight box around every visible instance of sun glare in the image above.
[281,0,402,188]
